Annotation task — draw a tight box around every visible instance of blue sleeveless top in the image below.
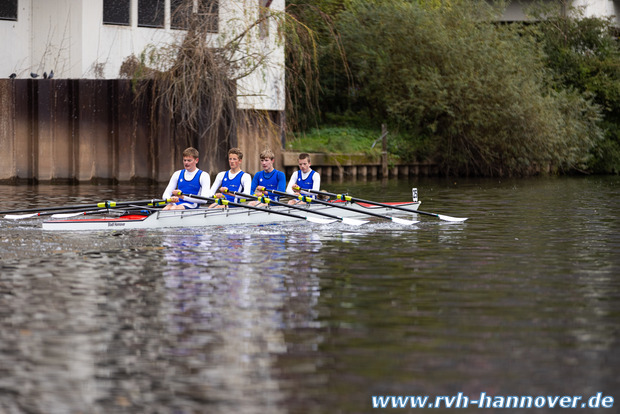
[296,170,315,191]
[222,170,245,202]
[254,170,283,201]
[176,169,203,208]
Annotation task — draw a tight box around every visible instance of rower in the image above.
[285,153,321,205]
[209,147,252,209]
[162,147,211,210]
[248,148,286,207]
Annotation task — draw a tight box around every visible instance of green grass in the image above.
[286,127,384,156]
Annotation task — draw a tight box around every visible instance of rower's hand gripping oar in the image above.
[271,190,418,225]
[178,193,336,225]
[223,188,368,226]
[304,189,468,222]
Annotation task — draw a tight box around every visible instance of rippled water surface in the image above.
[0,176,618,413]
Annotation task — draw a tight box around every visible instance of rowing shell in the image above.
[41,201,421,231]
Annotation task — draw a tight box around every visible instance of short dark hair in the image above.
[182,147,199,159]
[298,153,310,162]
[228,147,243,160]
[260,148,275,160]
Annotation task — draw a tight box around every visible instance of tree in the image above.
[525,2,620,173]
[334,0,602,175]
[124,0,316,172]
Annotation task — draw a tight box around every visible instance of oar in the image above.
[270,190,418,225]
[5,203,155,220]
[0,199,170,216]
[4,206,108,220]
[222,189,368,226]
[51,210,110,219]
[51,205,152,219]
[178,193,337,225]
[303,189,467,222]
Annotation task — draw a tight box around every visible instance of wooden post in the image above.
[381,124,388,178]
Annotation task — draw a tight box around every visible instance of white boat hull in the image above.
[41,201,421,231]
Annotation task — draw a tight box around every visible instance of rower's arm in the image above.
[162,171,181,199]
[209,172,225,196]
[240,173,253,195]
[276,171,287,192]
[199,172,212,198]
[285,171,299,195]
[311,171,321,192]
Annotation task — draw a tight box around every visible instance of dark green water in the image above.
[0,176,618,413]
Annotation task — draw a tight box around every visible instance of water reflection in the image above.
[0,177,618,413]
[156,230,324,413]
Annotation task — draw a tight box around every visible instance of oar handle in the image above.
[223,190,348,221]
[271,190,397,220]
[178,192,325,222]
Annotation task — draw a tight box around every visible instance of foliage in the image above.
[286,126,383,155]
[331,0,603,176]
[124,1,319,173]
[284,0,350,130]
[525,3,620,173]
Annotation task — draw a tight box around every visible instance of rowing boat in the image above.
[40,200,421,231]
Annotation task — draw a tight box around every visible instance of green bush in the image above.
[286,126,383,156]
[335,0,603,176]
[525,5,620,173]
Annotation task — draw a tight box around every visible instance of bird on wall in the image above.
[9,73,16,79]
[43,72,48,79]
[30,72,39,78]
[48,70,54,79]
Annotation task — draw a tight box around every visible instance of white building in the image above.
[0,0,285,112]
[499,0,620,24]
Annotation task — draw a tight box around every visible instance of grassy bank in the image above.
[286,126,433,165]
[286,126,384,155]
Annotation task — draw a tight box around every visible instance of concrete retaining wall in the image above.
[0,79,282,183]
[282,151,438,181]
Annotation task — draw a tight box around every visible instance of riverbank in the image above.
[283,125,437,179]
[281,151,438,180]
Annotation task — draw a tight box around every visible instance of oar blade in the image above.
[51,211,89,218]
[341,217,368,226]
[306,216,337,225]
[437,214,468,222]
[391,217,419,225]
[4,213,39,220]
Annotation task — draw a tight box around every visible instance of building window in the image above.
[259,0,273,39]
[138,0,165,28]
[0,0,18,21]
[199,0,219,33]
[103,0,130,26]
[171,0,191,30]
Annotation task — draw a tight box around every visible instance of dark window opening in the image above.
[103,0,130,26]
[0,0,18,21]
[138,0,165,28]
[199,0,219,33]
[259,0,272,39]
[171,0,192,30]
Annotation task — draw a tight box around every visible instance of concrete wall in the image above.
[0,78,276,183]
[236,112,285,175]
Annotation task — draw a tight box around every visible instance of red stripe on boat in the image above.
[52,214,148,223]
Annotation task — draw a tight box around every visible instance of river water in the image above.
[0,176,618,413]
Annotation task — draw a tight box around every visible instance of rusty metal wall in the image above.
[0,79,257,184]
